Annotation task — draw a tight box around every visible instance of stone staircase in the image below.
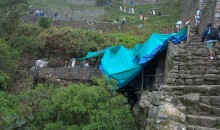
[165,26,220,86]
[161,26,220,129]
[161,85,220,130]
[136,28,220,130]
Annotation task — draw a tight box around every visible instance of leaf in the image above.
[15,118,26,127]
[27,112,34,121]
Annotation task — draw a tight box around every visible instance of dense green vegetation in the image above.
[0,0,180,129]
[1,80,136,129]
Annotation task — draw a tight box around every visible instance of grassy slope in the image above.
[29,0,180,48]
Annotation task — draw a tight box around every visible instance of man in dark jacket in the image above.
[201,23,220,61]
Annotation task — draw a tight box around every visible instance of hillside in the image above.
[0,0,186,129]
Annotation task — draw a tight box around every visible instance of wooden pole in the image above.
[141,69,144,94]
[187,25,190,43]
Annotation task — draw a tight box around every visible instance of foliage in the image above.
[108,33,146,48]
[0,91,34,130]
[0,39,19,68]
[0,82,136,129]
[96,0,106,6]
[38,27,115,58]
[16,24,43,37]
[38,17,52,29]
[33,83,135,129]
[0,39,20,90]
[10,36,45,56]
[0,71,9,90]
[0,0,28,39]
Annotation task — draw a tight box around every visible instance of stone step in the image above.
[187,125,219,130]
[176,106,186,113]
[161,85,220,96]
[186,115,220,128]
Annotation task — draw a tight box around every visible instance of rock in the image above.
[193,78,204,85]
[166,77,176,84]
[211,96,220,106]
[186,115,200,125]
[200,116,217,127]
[206,69,219,74]
[157,102,186,123]
[139,95,150,108]
[176,78,185,85]
[150,91,161,106]
[204,74,220,81]
[200,96,210,105]
[148,105,159,119]
[181,93,200,104]
[167,73,180,78]
[213,107,220,116]
[185,79,193,85]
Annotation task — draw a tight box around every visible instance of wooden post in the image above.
[187,25,190,43]
[141,69,144,94]
[172,26,174,33]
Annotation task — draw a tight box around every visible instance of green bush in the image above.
[38,17,52,29]
[10,36,45,56]
[16,24,43,37]
[38,27,114,58]
[14,82,136,129]
[0,71,9,90]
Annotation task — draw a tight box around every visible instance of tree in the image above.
[0,0,28,39]
[38,17,52,29]
[13,81,136,129]
[0,39,19,90]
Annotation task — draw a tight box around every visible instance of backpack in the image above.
[207,27,219,39]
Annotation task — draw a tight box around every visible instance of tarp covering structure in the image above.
[79,27,187,88]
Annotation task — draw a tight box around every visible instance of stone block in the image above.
[183,93,200,103]
[167,73,179,78]
[194,78,204,85]
[211,96,220,106]
[200,96,210,105]
[183,86,196,93]
[176,78,185,85]
[166,77,176,84]
[150,91,160,106]
[213,107,220,116]
[210,85,220,95]
[148,105,159,119]
[185,79,193,85]
[204,74,220,81]
[186,115,200,125]
[206,69,218,74]
[200,116,217,127]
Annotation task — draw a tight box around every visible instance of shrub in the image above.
[10,36,45,56]
[0,71,9,90]
[15,81,136,129]
[38,17,52,29]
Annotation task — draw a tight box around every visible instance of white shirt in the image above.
[176,21,182,28]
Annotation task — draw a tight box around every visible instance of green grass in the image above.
[103,2,181,33]
[28,0,181,47]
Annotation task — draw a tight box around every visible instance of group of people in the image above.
[176,7,219,61]
[176,8,201,32]
[114,17,129,24]
[119,5,135,14]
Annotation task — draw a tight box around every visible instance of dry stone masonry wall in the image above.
[165,41,220,86]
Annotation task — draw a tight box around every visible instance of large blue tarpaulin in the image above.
[80,27,187,88]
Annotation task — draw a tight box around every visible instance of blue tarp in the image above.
[80,27,187,88]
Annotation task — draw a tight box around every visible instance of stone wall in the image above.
[37,66,102,81]
[165,42,220,86]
